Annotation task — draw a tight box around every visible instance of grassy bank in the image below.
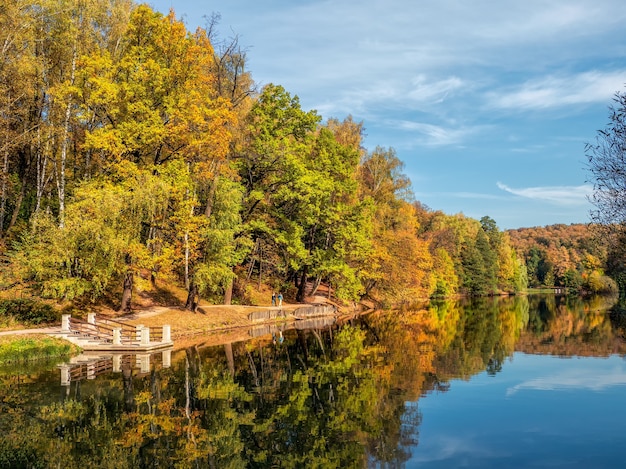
[0,335,80,364]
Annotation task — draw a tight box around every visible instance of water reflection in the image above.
[505,360,626,396]
[0,294,625,468]
[57,350,172,387]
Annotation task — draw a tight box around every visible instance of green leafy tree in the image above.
[11,162,169,308]
[238,84,371,302]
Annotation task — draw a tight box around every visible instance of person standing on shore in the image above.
[271,292,276,306]
[278,292,283,307]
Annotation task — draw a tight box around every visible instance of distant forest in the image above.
[507,224,616,294]
[0,2,617,312]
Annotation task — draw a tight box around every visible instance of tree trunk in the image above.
[119,272,133,313]
[258,242,263,289]
[55,45,77,229]
[34,129,49,214]
[204,168,220,218]
[296,266,308,302]
[223,277,233,305]
[293,270,300,289]
[310,276,322,296]
[184,231,190,290]
[246,239,259,282]
[185,281,198,312]
[7,179,25,235]
[0,147,9,236]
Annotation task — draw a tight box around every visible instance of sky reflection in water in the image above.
[411,353,626,468]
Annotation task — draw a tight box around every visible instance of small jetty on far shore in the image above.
[247,303,337,322]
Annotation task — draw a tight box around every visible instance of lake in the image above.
[1,294,626,468]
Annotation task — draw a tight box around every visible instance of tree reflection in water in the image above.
[0,294,624,467]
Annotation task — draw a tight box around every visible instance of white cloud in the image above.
[497,182,593,205]
[408,75,465,104]
[414,190,503,201]
[206,1,626,123]
[311,74,468,118]
[487,71,626,111]
[390,120,485,147]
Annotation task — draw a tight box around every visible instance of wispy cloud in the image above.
[408,75,466,105]
[497,182,593,205]
[487,71,626,111]
[414,191,503,200]
[390,120,485,147]
[313,74,469,118]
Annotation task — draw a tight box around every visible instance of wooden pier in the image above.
[52,313,173,352]
[247,303,337,322]
[293,303,337,319]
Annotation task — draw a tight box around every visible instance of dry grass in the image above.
[121,303,301,338]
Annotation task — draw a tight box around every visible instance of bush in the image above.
[0,299,59,325]
[583,272,619,295]
[0,443,45,469]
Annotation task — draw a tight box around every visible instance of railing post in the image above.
[112,354,122,373]
[141,327,150,345]
[162,350,171,368]
[139,354,150,373]
[87,363,96,380]
[135,325,144,342]
[162,325,171,343]
[61,314,71,332]
[87,313,96,325]
[113,328,121,345]
[60,364,71,386]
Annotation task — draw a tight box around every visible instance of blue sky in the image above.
[149,0,626,229]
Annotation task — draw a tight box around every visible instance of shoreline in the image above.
[0,298,363,348]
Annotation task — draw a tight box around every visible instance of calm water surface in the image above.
[2,294,626,468]
[413,353,626,468]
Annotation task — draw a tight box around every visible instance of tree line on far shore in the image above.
[0,2,618,312]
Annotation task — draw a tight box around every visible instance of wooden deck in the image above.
[53,313,173,352]
[247,303,337,322]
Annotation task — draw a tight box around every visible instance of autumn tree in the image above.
[508,224,609,291]
[0,0,38,237]
[78,5,236,308]
[358,146,433,304]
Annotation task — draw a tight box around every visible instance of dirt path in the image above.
[0,326,60,336]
